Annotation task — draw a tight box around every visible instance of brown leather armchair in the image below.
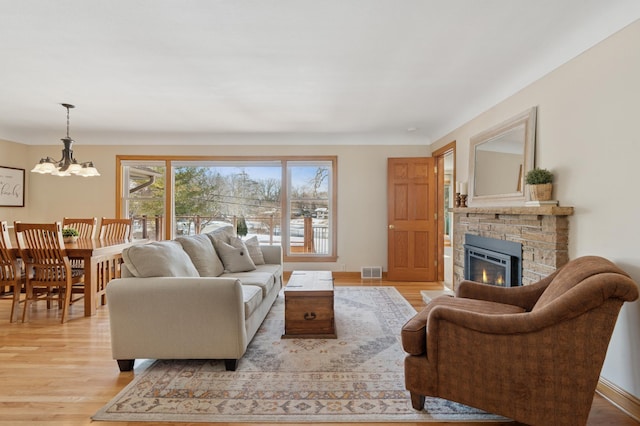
[401,256,639,426]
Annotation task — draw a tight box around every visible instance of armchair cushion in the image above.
[401,295,525,355]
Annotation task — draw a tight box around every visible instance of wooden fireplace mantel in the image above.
[451,205,574,216]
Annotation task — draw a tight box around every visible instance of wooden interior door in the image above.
[387,157,437,281]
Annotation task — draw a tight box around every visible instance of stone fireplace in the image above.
[452,205,574,289]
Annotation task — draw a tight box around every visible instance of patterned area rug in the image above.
[93,286,508,423]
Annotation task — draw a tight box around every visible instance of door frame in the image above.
[432,141,456,283]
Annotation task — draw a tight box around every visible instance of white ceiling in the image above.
[1,0,639,146]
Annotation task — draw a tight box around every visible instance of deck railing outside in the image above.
[131,214,329,255]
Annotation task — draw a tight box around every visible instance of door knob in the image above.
[388,224,395,229]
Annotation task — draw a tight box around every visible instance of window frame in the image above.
[116,155,337,262]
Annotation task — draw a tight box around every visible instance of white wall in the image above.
[1,133,429,273]
[431,20,640,398]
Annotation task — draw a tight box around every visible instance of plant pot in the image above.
[63,236,78,243]
[528,183,553,201]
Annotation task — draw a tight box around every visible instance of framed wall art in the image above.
[0,166,25,207]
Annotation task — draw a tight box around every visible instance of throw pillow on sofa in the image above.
[213,238,256,273]
[239,235,265,265]
[176,233,225,277]
[206,224,235,244]
[122,240,200,277]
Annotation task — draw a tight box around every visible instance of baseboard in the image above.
[597,377,640,422]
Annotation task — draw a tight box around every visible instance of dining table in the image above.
[11,238,147,317]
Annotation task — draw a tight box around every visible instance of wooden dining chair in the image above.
[14,222,85,323]
[62,217,97,239]
[99,218,133,240]
[0,221,25,322]
[62,217,97,284]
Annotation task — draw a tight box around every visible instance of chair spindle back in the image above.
[14,222,69,283]
[0,221,19,282]
[62,217,97,239]
[99,218,133,240]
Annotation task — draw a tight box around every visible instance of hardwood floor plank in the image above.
[0,277,636,425]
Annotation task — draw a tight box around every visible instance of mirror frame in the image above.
[468,107,537,206]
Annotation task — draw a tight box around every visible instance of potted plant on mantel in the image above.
[525,168,554,201]
[62,227,79,243]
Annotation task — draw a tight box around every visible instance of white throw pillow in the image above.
[213,238,256,273]
[206,224,235,244]
[176,234,224,277]
[122,241,200,277]
[241,236,265,265]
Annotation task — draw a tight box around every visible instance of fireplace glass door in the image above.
[467,247,510,286]
[464,234,522,287]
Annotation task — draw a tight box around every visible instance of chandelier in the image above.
[31,103,100,177]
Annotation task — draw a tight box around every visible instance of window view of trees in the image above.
[120,157,335,260]
[288,163,331,254]
[173,163,282,239]
[125,163,165,240]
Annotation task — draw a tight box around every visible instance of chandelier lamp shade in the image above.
[31,103,100,177]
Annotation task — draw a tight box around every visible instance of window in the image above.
[121,161,166,240]
[286,161,333,256]
[117,156,337,261]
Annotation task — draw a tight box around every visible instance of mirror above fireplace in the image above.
[468,107,537,206]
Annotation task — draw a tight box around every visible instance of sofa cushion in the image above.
[176,234,224,277]
[242,236,265,265]
[223,267,277,297]
[213,238,257,273]
[242,285,263,319]
[122,240,200,278]
[401,295,525,356]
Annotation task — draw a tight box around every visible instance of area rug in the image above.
[93,286,509,423]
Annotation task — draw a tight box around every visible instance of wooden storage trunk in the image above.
[282,270,336,339]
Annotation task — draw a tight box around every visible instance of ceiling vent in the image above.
[361,266,382,280]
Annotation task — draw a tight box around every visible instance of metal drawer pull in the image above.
[304,312,316,320]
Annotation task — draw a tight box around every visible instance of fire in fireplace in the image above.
[464,234,522,287]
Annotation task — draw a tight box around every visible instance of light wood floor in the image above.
[0,277,636,426]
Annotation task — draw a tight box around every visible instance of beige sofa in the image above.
[106,226,283,372]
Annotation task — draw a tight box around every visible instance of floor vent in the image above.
[361,266,382,280]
